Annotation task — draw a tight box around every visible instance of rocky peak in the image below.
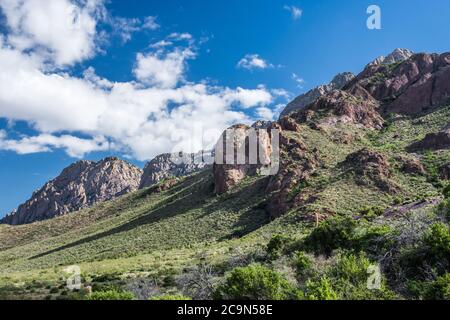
[280,72,355,117]
[1,157,143,225]
[139,151,211,189]
[368,48,414,67]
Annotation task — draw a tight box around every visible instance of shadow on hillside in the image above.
[30,172,212,260]
[30,172,270,260]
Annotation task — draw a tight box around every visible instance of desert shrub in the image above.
[438,199,450,220]
[443,182,450,199]
[88,289,135,300]
[304,216,357,255]
[425,273,450,300]
[408,273,450,300]
[303,214,393,255]
[293,251,313,278]
[266,234,292,260]
[305,277,338,300]
[424,223,450,262]
[328,252,396,300]
[359,206,385,220]
[150,294,192,300]
[214,264,301,300]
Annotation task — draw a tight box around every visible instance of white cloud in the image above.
[284,5,303,20]
[0,5,283,161]
[292,73,305,88]
[0,130,110,158]
[133,48,196,88]
[237,54,272,70]
[142,16,160,30]
[0,0,103,66]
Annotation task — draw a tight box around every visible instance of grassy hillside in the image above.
[0,106,449,300]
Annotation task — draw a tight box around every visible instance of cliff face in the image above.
[139,151,210,189]
[1,157,142,225]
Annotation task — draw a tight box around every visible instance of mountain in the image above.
[1,157,142,225]
[0,50,449,300]
[139,151,211,189]
[280,72,356,117]
[280,48,415,118]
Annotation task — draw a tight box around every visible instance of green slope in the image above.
[0,106,448,300]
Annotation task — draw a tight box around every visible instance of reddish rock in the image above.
[293,90,384,130]
[344,149,399,194]
[408,125,450,151]
[279,116,301,132]
[396,156,426,175]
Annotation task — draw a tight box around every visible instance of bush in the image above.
[305,277,338,300]
[266,234,292,260]
[304,215,394,256]
[424,223,450,262]
[326,252,397,300]
[294,251,313,277]
[425,273,450,300]
[304,216,357,255]
[443,182,450,199]
[88,289,135,300]
[214,264,301,300]
[150,294,192,300]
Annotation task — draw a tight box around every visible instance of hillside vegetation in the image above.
[1,102,449,300]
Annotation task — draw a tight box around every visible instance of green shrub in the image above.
[443,182,450,199]
[304,215,394,256]
[359,206,384,220]
[304,216,357,255]
[424,223,450,262]
[88,289,135,300]
[425,273,450,300]
[266,234,292,260]
[294,251,313,277]
[150,294,192,300]
[305,277,338,300]
[214,264,301,300]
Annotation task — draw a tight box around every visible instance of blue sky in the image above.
[0,0,450,217]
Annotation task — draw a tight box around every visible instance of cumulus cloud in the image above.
[0,4,282,161]
[133,48,196,88]
[0,130,111,158]
[284,5,303,20]
[0,0,103,66]
[237,54,273,70]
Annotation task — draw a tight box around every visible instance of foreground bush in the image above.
[214,264,301,300]
[88,289,135,300]
[304,215,392,255]
[424,222,450,263]
[150,294,192,300]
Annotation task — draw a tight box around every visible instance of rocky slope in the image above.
[280,72,355,117]
[1,157,142,225]
[139,151,211,189]
[213,49,450,219]
[280,48,414,118]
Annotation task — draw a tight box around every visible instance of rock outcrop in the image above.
[280,72,355,117]
[213,124,274,194]
[352,52,450,115]
[1,158,142,225]
[367,48,414,67]
[291,89,384,129]
[408,124,450,151]
[139,151,210,189]
[343,149,399,194]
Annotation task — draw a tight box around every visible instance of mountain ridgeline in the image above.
[0,48,449,300]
